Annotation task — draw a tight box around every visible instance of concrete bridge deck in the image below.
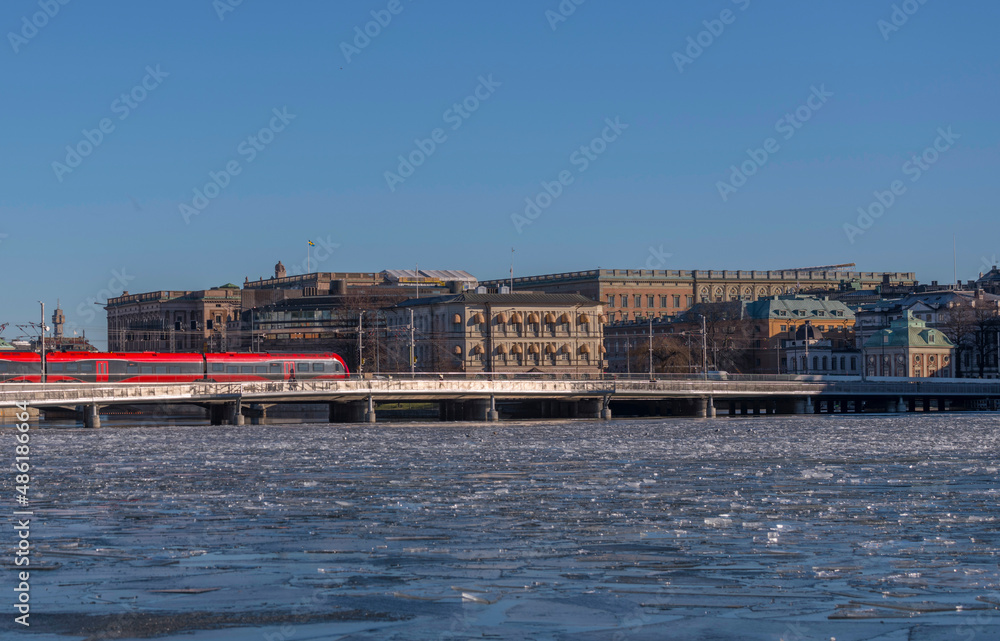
[2,375,999,426]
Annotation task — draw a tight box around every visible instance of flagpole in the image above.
[308,243,311,274]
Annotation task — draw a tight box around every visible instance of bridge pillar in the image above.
[898,397,908,413]
[249,403,266,425]
[707,396,717,418]
[793,399,806,414]
[600,396,612,420]
[487,395,499,422]
[805,397,815,414]
[853,399,864,413]
[83,404,101,429]
[922,398,931,413]
[365,395,376,423]
[227,401,244,426]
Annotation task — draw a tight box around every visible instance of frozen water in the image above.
[3,414,1000,639]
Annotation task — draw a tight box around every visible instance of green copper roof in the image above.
[744,295,855,321]
[864,311,954,349]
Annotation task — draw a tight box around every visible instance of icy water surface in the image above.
[4,415,1000,640]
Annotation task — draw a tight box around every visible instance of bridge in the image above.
[3,375,999,427]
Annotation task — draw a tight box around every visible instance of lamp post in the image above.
[39,301,46,383]
[648,315,654,381]
[358,311,364,375]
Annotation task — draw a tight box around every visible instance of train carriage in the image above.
[0,352,42,382]
[0,351,349,383]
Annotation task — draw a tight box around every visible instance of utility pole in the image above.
[39,301,46,383]
[648,315,654,380]
[409,308,415,377]
[358,311,364,375]
[701,315,708,380]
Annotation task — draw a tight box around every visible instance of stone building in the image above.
[105,286,243,352]
[782,322,861,375]
[388,292,606,375]
[482,268,915,323]
[862,311,954,378]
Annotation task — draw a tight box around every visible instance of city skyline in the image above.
[3,1,998,346]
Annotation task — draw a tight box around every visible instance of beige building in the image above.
[105,286,243,352]
[388,292,606,374]
[483,267,915,323]
[863,311,954,378]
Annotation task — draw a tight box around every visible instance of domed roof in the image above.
[794,322,823,341]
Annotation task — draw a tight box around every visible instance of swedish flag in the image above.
[308,240,315,246]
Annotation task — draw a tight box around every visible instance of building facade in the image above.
[862,312,955,378]
[388,292,605,374]
[105,286,243,352]
[482,268,915,323]
[783,323,861,375]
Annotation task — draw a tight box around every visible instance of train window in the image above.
[269,363,281,371]
[155,366,167,374]
[334,361,344,372]
[312,363,325,372]
[227,366,238,373]
[169,366,181,374]
[66,363,78,373]
[241,366,252,373]
[127,364,138,374]
[255,366,267,373]
[81,362,95,373]
[0,364,6,373]
[212,363,224,372]
[51,363,64,373]
[141,366,153,374]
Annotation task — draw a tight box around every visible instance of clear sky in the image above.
[2,0,998,347]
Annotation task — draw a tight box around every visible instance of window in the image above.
[607,295,615,308]
[312,363,325,372]
[127,363,139,374]
[851,357,857,370]
[155,366,167,374]
[780,325,787,332]
[634,295,641,308]
[270,363,282,372]
[621,295,628,308]
[141,366,153,374]
[190,320,197,330]
[66,363,78,373]
[175,321,181,331]
[660,295,668,308]
[674,295,681,307]
[227,366,238,373]
[647,295,655,308]
[255,366,267,373]
[169,366,181,374]
[212,363,224,372]
[241,366,252,374]
[206,320,214,330]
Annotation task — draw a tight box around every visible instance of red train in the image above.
[0,352,349,383]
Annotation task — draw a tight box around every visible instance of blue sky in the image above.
[2,0,998,346]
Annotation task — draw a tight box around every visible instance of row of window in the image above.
[787,356,859,372]
[607,294,691,309]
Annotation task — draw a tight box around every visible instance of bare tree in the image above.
[941,303,977,377]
